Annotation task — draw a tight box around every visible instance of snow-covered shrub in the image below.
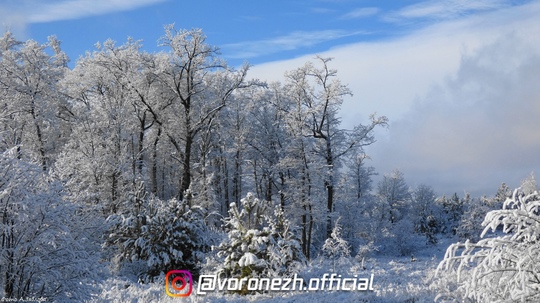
[216,193,305,285]
[434,187,540,302]
[355,240,377,262]
[105,190,211,281]
[391,219,423,257]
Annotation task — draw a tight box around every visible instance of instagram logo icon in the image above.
[165,270,193,297]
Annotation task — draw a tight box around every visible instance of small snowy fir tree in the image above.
[216,193,305,286]
[265,206,306,277]
[321,218,351,272]
[434,183,540,302]
[217,193,270,279]
[106,188,211,281]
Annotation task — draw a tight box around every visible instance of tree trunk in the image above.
[222,155,230,215]
[151,127,161,195]
[307,203,313,260]
[233,148,241,204]
[325,136,335,239]
[111,172,119,213]
[180,130,193,202]
[137,114,146,177]
[31,101,47,171]
[326,182,334,239]
[279,172,286,210]
[266,174,272,202]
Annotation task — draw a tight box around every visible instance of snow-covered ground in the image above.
[92,237,454,303]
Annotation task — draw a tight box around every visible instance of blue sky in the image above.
[1,0,522,65]
[2,0,540,196]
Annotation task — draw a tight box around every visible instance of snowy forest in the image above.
[1,26,539,302]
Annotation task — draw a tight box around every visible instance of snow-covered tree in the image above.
[216,193,305,283]
[377,169,411,224]
[411,184,439,243]
[520,172,538,195]
[57,38,152,211]
[435,185,540,302]
[0,32,70,170]
[494,182,511,208]
[105,189,211,281]
[374,170,429,256]
[0,148,100,301]
[455,185,513,243]
[321,218,351,272]
[456,195,495,242]
[437,193,465,235]
[156,25,252,200]
[283,56,387,239]
[345,152,376,202]
[265,205,306,277]
[272,77,320,259]
[334,152,377,254]
[240,85,288,206]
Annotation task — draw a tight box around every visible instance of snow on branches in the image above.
[322,218,351,272]
[105,189,211,282]
[0,148,100,301]
[216,193,305,284]
[434,187,540,302]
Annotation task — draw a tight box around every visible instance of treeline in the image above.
[0,26,386,256]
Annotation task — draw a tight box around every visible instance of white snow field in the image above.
[93,238,451,303]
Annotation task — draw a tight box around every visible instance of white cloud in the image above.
[28,0,167,23]
[376,34,540,195]
[248,1,540,196]
[0,0,166,35]
[222,30,367,59]
[341,7,380,19]
[385,0,510,21]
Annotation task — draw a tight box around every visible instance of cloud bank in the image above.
[377,33,540,195]
[249,1,540,196]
